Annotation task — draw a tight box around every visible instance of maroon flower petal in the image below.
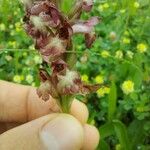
[30,0,61,27]
[40,37,66,57]
[59,20,73,40]
[31,0,54,15]
[81,84,100,94]
[37,80,59,101]
[35,34,49,49]
[51,59,68,74]
[24,23,41,38]
[39,69,50,82]
[85,32,96,48]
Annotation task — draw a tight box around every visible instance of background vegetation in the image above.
[0,0,150,149]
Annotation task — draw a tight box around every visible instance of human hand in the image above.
[0,80,99,150]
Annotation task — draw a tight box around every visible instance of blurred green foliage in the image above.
[0,0,150,149]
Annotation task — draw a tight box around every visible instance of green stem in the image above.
[59,95,74,113]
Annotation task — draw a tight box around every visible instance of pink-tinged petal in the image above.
[72,23,92,34]
[82,0,93,12]
[72,17,99,34]
[85,32,96,48]
[84,16,100,26]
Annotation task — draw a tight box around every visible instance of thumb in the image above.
[0,114,84,150]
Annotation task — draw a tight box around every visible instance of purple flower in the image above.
[22,0,100,104]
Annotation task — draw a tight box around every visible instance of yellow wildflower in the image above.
[13,75,22,83]
[16,27,22,32]
[23,52,27,56]
[124,31,129,36]
[126,51,134,59]
[103,87,110,94]
[137,43,147,53]
[98,3,109,12]
[34,55,42,64]
[134,2,140,8]
[122,37,130,44]
[101,50,110,58]
[103,3,109,9]
[0,23,6,31]
[9,25,14,29]
[98,5,104,12]
[29,44,35,50]
[109,31,117,41]
[32,82,36,87]
[80,55,88,63]
[15,22,21,28]
[115,50,123,59]
[8,41,17,48]
[10,31,15,36]
[14,11,18,15]
[121,80,134,95]
[81,74,89,83]
[95,75,104,84]
[5,55,12,61]
[97,88,105,97]
[97,86,110,97]
[26,75,34,84]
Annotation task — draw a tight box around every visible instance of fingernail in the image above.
[40,114,83,150]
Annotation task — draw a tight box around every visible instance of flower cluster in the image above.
[22,0,100,112]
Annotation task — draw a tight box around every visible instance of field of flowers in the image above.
[0,0,150,149]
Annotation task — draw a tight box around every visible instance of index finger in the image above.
[0,80,88,124]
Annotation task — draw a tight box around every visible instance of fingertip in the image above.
[40,114,84,150]
[82,124,100,150]
[70,99,89,124]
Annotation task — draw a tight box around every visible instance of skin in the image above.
[0,80,100,150]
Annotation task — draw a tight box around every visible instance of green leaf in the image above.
[99,122,115,139]
[128,120,145,149]
[108,82,117,121]
[117,62,129,78]
[113,120,131,150]
[98,140,110,150]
